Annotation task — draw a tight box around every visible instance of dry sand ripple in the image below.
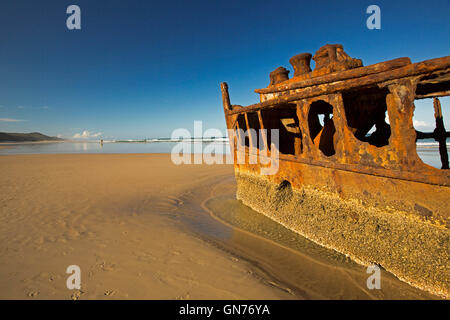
[0,154,294,299]
[0,154,439,299]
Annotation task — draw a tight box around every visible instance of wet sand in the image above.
[0,154,439,299]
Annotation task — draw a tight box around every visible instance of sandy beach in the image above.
[0,154,439,299]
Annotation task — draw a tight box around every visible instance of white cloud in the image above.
[413,119,433,130]
[0,118,26,122]
[73,130,102,139]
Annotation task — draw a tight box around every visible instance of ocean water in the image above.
[415,139,449,169]
[0,141,231,155]
[0,139,447,169]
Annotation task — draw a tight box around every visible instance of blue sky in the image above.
[0,0,449,139]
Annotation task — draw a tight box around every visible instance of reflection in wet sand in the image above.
[196,182,438,299]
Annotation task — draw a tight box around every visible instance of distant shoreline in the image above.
[0,132,63,143]
[0,139,446,146]
[0,140,66,145]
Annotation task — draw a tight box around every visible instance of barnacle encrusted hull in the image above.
[235,171,449,298]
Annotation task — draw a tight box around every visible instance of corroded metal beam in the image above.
[415,90,450,99]
[230,56,450,115]
[434,98,449,169]
[255,57,411,94]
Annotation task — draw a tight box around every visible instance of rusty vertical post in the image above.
[257,111,269,151]
[220,82,232,111]
[294,135,302,156]
[221,82,235,161]
[433,98,449,169]
[235,115,243,149]
[244,113,255,149]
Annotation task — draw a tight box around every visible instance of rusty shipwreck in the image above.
[220,44,449,297]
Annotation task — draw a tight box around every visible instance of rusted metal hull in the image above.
[221,44,450,297]
[234,154,449,294]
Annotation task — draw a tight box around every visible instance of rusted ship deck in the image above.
[220,44,449,297]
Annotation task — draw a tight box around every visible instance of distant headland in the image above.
[0,132,63,143]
